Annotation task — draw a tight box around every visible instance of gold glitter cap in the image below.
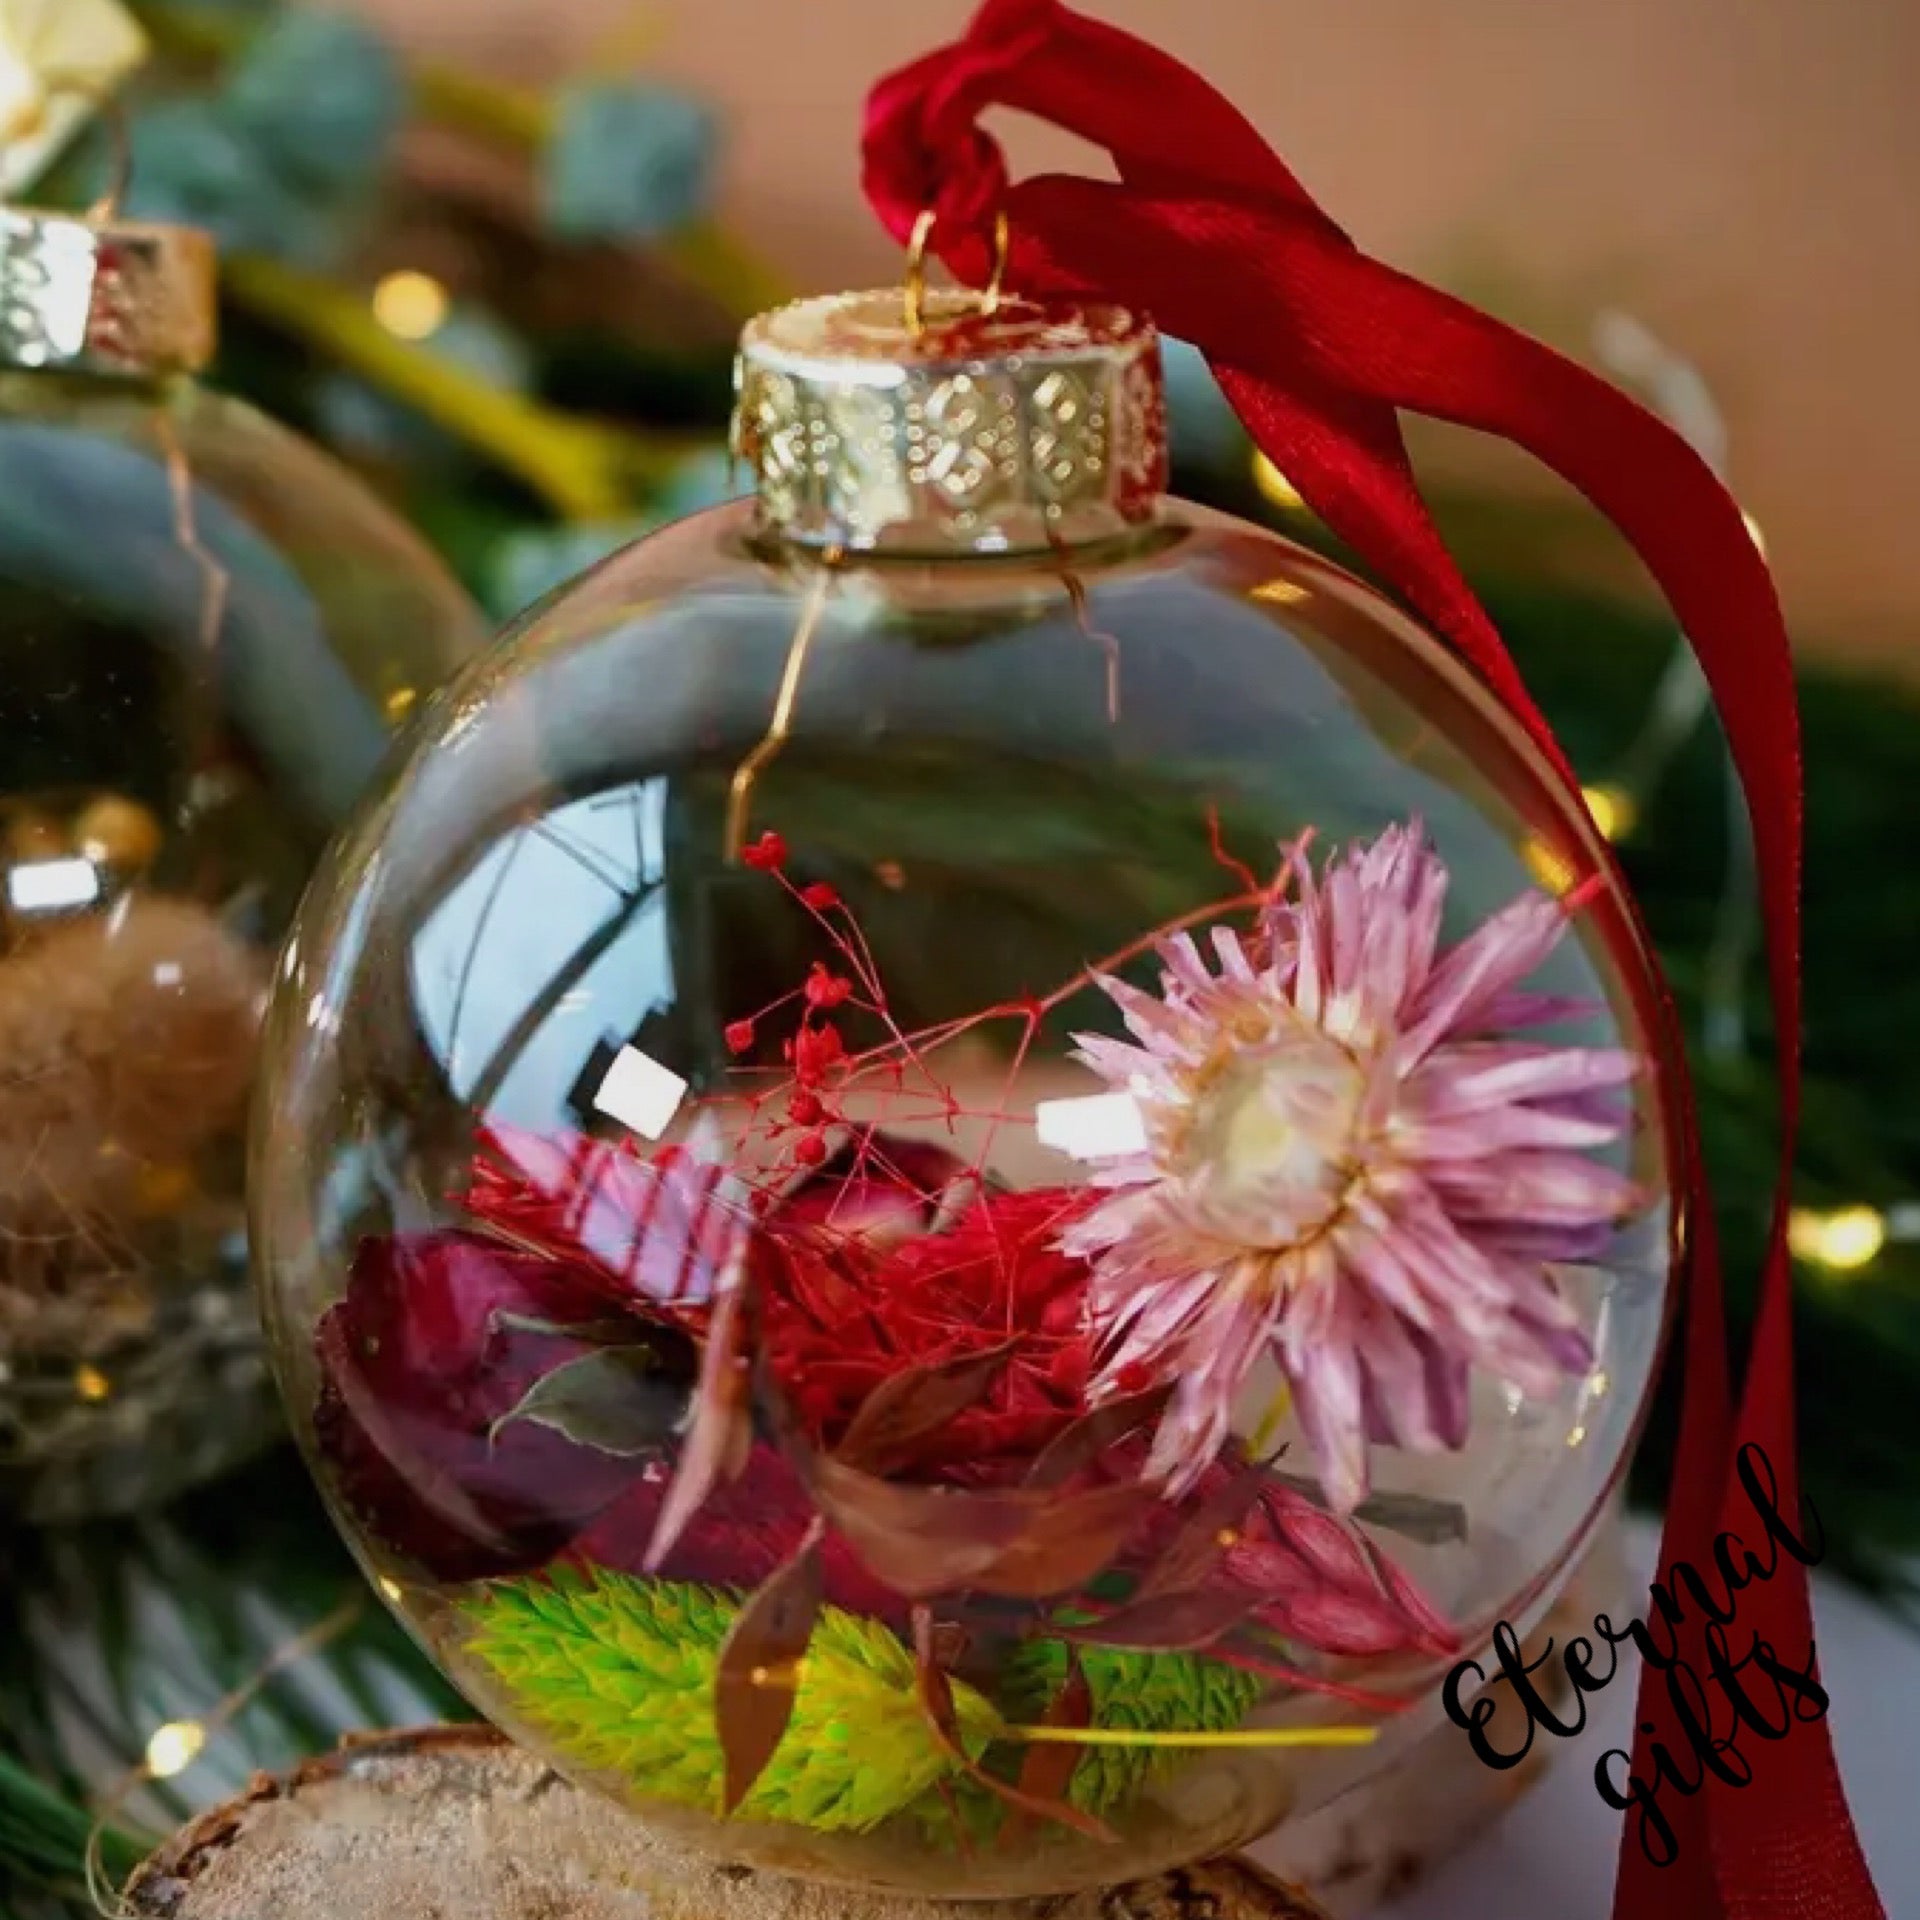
[0,206,217,380]
[731,288,1169,555]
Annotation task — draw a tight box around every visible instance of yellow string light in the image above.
[143,1719,206,1780]
[73,1362,111,1403]
[87,1594,367,1915]
[1788,1205,1886,1273]
[372,270,451,343]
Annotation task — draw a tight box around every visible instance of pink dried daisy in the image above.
[1063,821,1643,1512]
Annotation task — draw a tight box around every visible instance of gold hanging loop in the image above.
[902,209,939,339]
[981,208,1011,315]
[902,207,1013,339]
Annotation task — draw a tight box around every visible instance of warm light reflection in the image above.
[593,1045,688,1140]
[1520,835,1580,898]
[1251,578,1311,606]
[1581,783,1638,844]
[1742,510,1768,560]
[145,1719,207,1780]
[1251,452,1304,512]
[73,1363,110,1403]
[1035,1092,1148,1161]
[7,855,100,913]
[1789,1204,1886,1272]
[372,270,450,342]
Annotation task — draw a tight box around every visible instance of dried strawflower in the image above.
[1067,822,1641,1510]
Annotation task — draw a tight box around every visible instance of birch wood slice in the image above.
[123,1725,1333,1920]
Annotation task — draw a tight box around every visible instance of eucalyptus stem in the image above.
[663,222,789,326]
[223,254,663,520]
[128,1,787,319]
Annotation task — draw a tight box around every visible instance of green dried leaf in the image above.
[491,1311,654,1345]
[463,1570,1000,1834]
[909,1607,1115,1845]
[487,1347,680,1456]
[999,1641,1264,1815]
[1274,1471,1470,1546]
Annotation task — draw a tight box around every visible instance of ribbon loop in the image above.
[863,8,1881,1918]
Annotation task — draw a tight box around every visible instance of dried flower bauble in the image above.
[257,279,1676,1897]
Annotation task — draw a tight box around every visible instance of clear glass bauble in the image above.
[255,496,1678,1897]
[0,370,483,1521]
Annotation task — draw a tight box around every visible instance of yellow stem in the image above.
[1248,1384,1295,1457]
[223,254,660,521]
[414,62,553,150]
[1006,1724,1379,1751]
[665,221,790,324]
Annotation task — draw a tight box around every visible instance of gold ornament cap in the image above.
[731,288,1169,554]
[0,206,216,379]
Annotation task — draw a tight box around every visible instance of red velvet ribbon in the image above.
[863,7,1880,1916]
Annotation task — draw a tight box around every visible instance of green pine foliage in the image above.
[1001,1642,1265,1814]
[462,1570,999,1833]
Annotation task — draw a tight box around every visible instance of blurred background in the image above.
[368,0,1920,675]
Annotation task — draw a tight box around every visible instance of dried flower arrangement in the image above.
[313,820,1644,1844]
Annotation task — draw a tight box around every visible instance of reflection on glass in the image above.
[0,371,479,1519]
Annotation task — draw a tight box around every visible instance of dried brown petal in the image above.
[1003,1650,1094,1843]
[715,1519,826,1814]
[645,1276,751,1570]
[1061,1587,1267,1652]
[1136,1462,1270,1600]
[834,1339,1021,1476]
[808,1459,1034,1597]
[809,1459,1151,1602]
[1024,1389,1169,1491]
[969,1482,1155,1600]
